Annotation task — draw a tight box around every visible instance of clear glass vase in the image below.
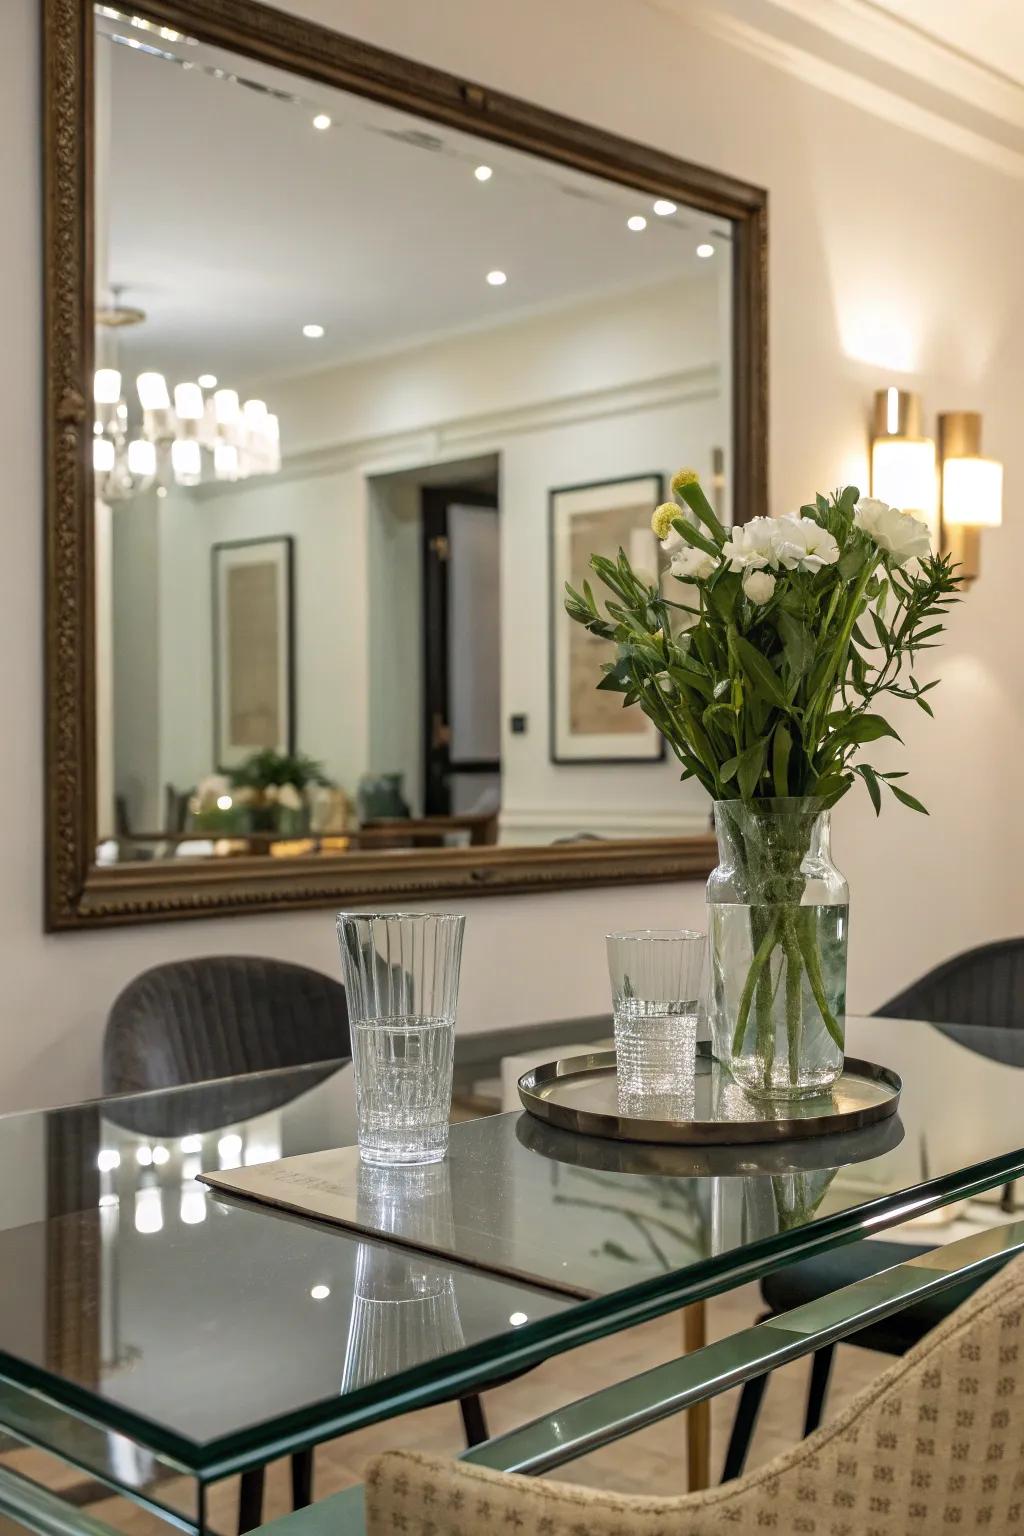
[707,798,848,1101]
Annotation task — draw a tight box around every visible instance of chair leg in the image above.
[237,1467,266,1534]
[721,1374,767,1483]
[803,1344,835,1437]
[290,1447,314,1510]
[459,1393,489,1446]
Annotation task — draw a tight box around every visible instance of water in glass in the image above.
[351,1015,455,1165]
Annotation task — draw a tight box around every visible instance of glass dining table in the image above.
[2,1013,1024,1536]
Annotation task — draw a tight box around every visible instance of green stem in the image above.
[754,911,776,1090]
[731,910,781,1059]
[781,910,804,1086]
[795,907,845,1050]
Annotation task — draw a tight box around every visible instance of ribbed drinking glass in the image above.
[336,912,465,1165]
[607,929,707,1105]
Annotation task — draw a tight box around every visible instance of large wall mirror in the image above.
[44,0,767,927]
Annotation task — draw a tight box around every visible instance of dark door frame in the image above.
[421,486,501,816]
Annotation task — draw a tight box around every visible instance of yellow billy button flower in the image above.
[671,467,701,495]
[651,502,679,540]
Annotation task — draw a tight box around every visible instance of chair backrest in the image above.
[876,937,1024,1030]
[103,955,350,1096]
[364,1252,1024,1534]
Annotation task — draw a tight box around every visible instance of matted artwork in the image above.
[549,474,665,764]
[212,536,294,769]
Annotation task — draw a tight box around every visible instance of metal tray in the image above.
[518,1048,902,1146]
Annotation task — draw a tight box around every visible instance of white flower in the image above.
[854,497,931,566]
[722,516,780,571]
[772,514,840,572]
[195,773,231,810]
[660,524,685,555]
[276,782,303,811]
[670,545,718,581]
[742,569,776,603]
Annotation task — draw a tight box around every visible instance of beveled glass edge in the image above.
[6,1137,1022,1479]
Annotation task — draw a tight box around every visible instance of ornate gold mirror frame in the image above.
[43,0,767,929]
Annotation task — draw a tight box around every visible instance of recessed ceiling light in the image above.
[302,323,325,338]
[312,113,331,131]
[197,374,217,389]
[310,1284,331,1300]
[474,164,493,181]
[486,270,507,286]
[653,199,677,216]
[696,242,715,258]
[627,215,647,232]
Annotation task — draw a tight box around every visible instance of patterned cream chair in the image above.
[364,1251,1024,1535]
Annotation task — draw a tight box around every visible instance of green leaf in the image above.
[732,634,789,709]
[915,695,935,717]
[720,754,740,784]
[668,518,721,560]
[857,762,882,816]
[772,724,791,796]
[830,712,901,747]
[869,608,891,650]
[890,784,929,814]
[737,739,768,800]
[838,548,863,580]
[777,612,813,677]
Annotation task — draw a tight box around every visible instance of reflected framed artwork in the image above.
[212,537,294,769]
[549,475,665,764]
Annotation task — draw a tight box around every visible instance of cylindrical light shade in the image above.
[173,381,204,420]
[127,438,156,478]
[871,435,938,542]
[136,372,170,411]
[92,436,115,472]
[243,398,268,430]
[171,437,202,483]
[94,368,122,404]
[214,443,239,480]
[213,388,240,426]
[942,456,1003,527]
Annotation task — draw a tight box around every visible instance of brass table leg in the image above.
[683,1302,710,1490]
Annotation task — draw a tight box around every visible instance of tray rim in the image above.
[518,1050,902,1146]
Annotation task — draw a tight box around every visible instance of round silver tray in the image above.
[518,1048,902,1146]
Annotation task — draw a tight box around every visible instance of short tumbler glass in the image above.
[607,929,707,1100]
[337,912,465,1165]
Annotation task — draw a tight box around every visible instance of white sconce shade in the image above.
[213,388,241,426]
[942,456,1003,527]
[127,438,156,477]
[243,398,268,430]
[94,368,122,404]
[214,443,239,480]
[173,381,204,419]
[136,372,170,411]
[92,437,115,472]
[171,438,202,483]
[870,436,938,542]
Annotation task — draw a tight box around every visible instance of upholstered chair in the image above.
[364,1250,1024,1534]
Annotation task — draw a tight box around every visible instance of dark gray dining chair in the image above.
[721,935,1024,1482]
[104,955,493,1531]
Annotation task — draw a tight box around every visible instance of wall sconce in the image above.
[870,388,938,546]
[938,411,1003,585]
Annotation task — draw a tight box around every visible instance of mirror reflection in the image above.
[93,7,732,866]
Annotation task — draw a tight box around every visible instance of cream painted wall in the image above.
[1,0,1022,1112]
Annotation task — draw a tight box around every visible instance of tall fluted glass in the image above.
[336,912,465,1164]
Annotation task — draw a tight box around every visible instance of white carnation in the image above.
[854,497,931,565]
[742,569,776,604]
[670,544,719,581]
[772,514,840,572]
[722,516,779,571]
[660,525,686,555]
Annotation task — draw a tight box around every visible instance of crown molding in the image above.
[652,0,1024,179]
